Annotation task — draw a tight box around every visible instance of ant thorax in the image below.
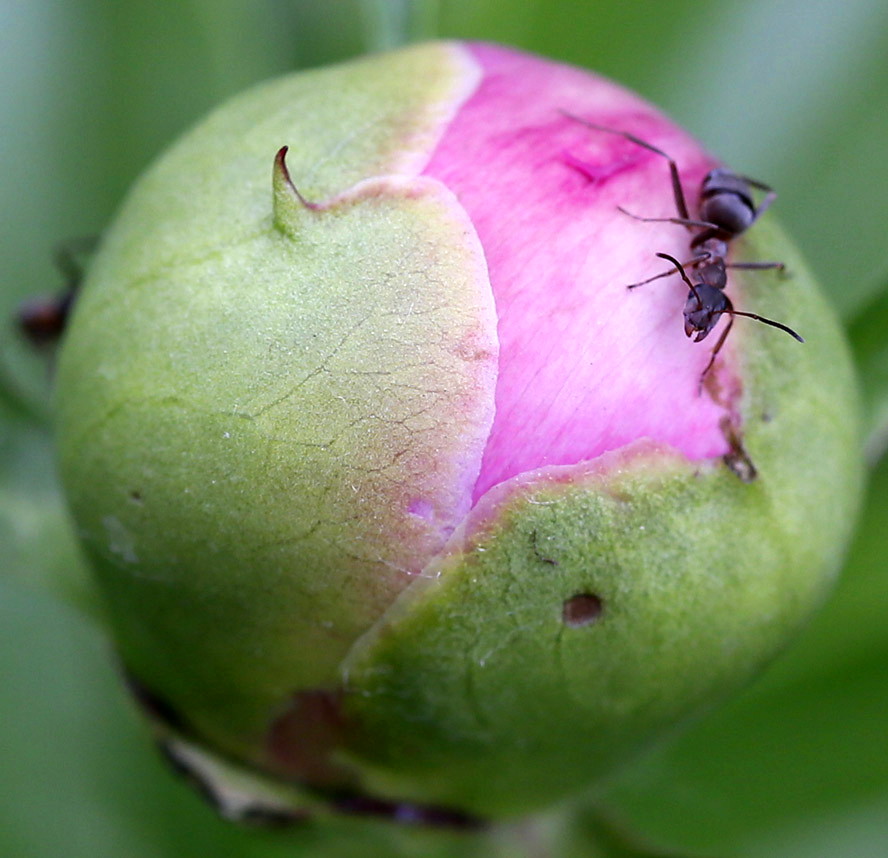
[692,239,729,290]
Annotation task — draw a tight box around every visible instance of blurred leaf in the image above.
[601,452,888,856]
[0,397,97,612]
[358,0,440,50]
[558,807,710,858]
[602,648,888,857]
[847,284,888,464]
[743,793,888,858]
[0,346,48,425]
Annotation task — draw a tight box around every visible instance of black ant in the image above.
[17,235,98,347]
[655,251,803,380]
[562,113,803,385]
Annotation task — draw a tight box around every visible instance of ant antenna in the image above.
[731,311,805,342]
[655,253,804,343]
[655,252,703,304]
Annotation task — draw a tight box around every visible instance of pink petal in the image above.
[424,44,736,502]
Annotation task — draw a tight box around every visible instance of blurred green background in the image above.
[2,1,887,856]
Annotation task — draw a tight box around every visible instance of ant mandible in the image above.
[562,113,803,386]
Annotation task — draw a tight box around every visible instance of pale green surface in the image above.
[2,2,887,856]
[55,44,498,761]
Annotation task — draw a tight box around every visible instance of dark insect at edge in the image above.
[16,235,98,347]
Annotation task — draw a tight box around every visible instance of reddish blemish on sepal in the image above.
[562,593,604,627]
[266,689,356,788]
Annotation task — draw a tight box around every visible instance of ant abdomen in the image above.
[698,167,776,241]
[700,169,755,206]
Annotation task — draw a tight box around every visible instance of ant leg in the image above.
[729,259,790,279]
[736,175,777,221]
[699,315,734,393]
[697,303,803,394]
[628,253,710,289]
[727,261,784,271]
[618,207,717,231]
[560,111,692,221]
[627,267,678,289]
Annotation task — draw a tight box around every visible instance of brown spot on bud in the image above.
[720,416,758,482]
[562,593,604,627]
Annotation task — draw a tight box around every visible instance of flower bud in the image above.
[55,42,862,820]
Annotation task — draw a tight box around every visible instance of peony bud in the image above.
[54,41,862,821]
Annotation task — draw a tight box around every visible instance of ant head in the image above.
[701,193,755,236]
[683,283,728,341]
